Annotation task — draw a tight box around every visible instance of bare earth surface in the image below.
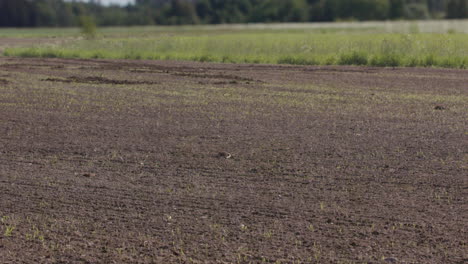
[0,38,61,54]
[0,57,467,264]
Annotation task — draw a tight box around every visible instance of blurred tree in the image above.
[427,0,447,17]
[389,0,405,19]
[0,0,463,27]
[404,0,431,19]
[0,0,36,27]
[337,0,390,21]
[164,0,199,25]
[447,0,468,18]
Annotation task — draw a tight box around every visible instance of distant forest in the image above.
[0,0,467,27]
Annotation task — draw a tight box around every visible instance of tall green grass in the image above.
[4,31,468,68]
[2,20,468,38]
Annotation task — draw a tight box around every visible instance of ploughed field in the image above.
[0,57,466,263]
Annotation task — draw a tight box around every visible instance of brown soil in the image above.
[0,57,467,264]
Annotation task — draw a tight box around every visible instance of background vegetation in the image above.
[0,0,466,27]
[4,23,467,68]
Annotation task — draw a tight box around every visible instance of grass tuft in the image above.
[278,56,319,65]
[338,51,368,65]
[369,54,402,67]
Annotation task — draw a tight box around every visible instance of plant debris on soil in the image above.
[42,75,159,85]
[0,78,9,85]
[217,151,232,159]
[434,105,447,110]
[0,57,467,264]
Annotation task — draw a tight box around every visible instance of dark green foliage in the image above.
[327,0,390,21]
[447,0,468,18]
[0,0,36,27]
[277,56,319,65]
[389,0,405,19]
[0,0,466,27]
[338,51,368,65]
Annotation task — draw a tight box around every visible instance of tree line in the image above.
[0,0,466,27]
